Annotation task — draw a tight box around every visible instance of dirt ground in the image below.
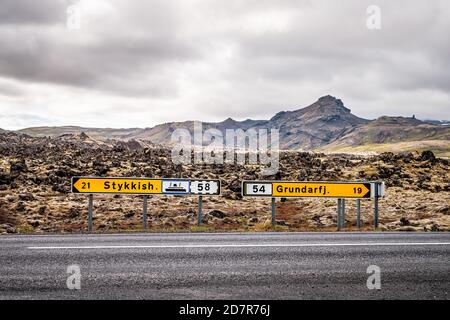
[1,132,449,234]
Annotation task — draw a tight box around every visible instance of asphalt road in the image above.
[0,232,449,300]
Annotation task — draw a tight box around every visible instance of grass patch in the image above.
[272,225,289,231]
[190,225,211,232]
[251,220,289,232]
[16,224,35,234]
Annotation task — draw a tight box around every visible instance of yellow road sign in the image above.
[71,177,222,196]
[243,181,379,198]
[72,177,162,194]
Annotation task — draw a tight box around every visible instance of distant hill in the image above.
[16,95,450,156]
[423,119,450,126]
[324,116,449,146]
[18,95,369,149]
[18,126,144,141]
[129,118,268,146]
[319,116,450,158]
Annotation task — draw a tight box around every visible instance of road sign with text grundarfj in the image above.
[242,181,384,198]
[71,177,221,196]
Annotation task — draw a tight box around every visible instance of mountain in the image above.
[18,126,144,141]
[423,119,450,126]
[325,116,449,146]
[320,116,450,157]
[16,95,450,156]
[18,95,367,149]
[265,95,368,149]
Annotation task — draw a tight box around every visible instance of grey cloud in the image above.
[0,113,52,130]
[0,0,203,96]
[0,30,200,96]
[0,0,449,129]
[0,79,24,97]
[0,0,67,25]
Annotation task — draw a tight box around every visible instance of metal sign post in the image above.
[88,194,93,233]
[337,199,342,231]
[374,189,379,229]
[341,198,346,228]
[372,181,384,229]
[143,195,148,229]
[198,195,203,226]
[356,199,361,228]
[374,197,379,229]
[271,197,276,226]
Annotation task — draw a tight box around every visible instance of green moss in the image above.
[272,225,289,231]
[16,224,35,234]
[190,225,211,232]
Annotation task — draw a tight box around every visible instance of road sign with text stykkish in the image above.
[71,177,221,196]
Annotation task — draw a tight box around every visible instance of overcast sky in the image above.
[0,0,449,130]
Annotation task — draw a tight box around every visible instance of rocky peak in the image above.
[115,139,143,151]
[314,95,350,113]
[371,116,424,126]
[270,111,288,122]
[221,117,237,125]
[79,132,90,141]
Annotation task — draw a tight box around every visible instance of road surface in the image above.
[0,232,449,299]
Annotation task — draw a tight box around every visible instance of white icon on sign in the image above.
[162,180,190,194]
